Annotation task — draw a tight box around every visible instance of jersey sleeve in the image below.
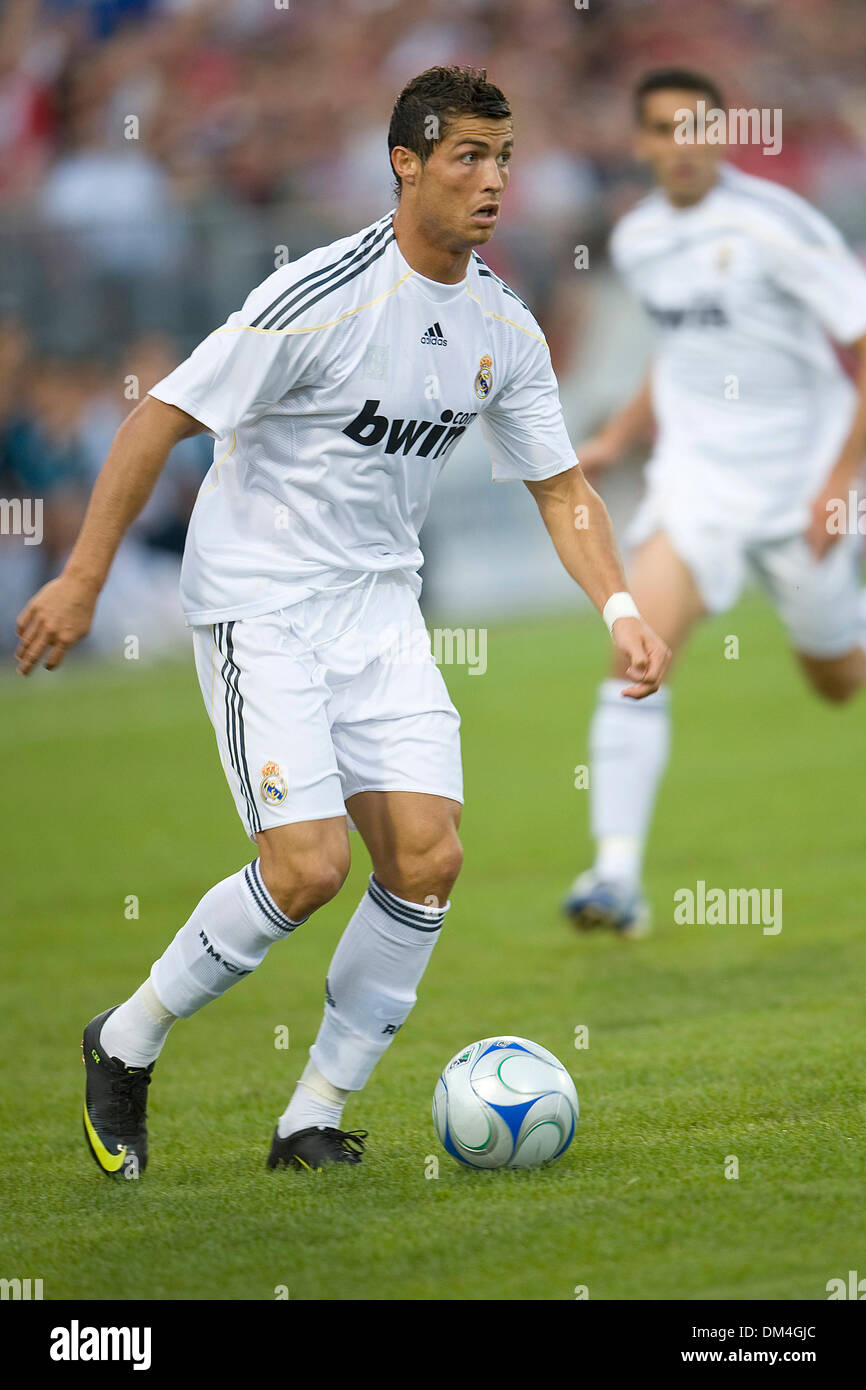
[760,212,866,345]
[148,267,323,436]
[479,332,577,481]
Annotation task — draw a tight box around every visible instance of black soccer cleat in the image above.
[81,1007,154,1177]
[267,1125,367,1173]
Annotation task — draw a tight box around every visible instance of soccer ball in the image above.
[432,1035,579,1169]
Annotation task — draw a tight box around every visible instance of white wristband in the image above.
[602,591,640,634]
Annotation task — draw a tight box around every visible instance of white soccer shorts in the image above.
[627,493,864,659]
[192,570,463,840]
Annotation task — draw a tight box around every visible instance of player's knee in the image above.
[379,829,463,903]
[811,674,862,705]
[432,833,464,894]
[800,648,866,705]
[805,658,865,704]
[260,849,350,919]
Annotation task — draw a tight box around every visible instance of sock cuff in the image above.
[367,874,448,932]
[299,1059,351,1104]
[599,678,670,708]
[243,858,308,940]
[140,978,177,1026]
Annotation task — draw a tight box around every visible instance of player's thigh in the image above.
[330,571,464,903]
[611,530,707,678]
[347,789,463,904]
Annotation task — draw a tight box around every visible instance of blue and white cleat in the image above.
[562,870,651,939]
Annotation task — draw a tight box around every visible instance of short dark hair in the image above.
[388,65,511,198]
[634,67,724,123]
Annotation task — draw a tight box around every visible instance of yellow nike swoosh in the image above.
[83,1103,127,1172]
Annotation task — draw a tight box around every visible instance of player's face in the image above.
[415,116,514,249]
[636,89,722,206]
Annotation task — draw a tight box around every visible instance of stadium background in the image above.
[2,0,866,645]
[3,0,866,1305]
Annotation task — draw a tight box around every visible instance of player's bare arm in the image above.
[575,371,655,475]
[808,331,866,559]
[525,464,671,698]
[15,396,205,675]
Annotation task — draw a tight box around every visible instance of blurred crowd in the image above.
[0,319,211,652]
[2,0,866,653]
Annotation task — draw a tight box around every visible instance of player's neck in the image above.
[392,207,470,285]
[662,169,721,211]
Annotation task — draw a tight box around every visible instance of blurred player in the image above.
[16,66,668,1176]
[564,68,866,938]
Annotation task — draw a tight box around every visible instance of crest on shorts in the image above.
[474,353,493,400]
[260,760,287,805]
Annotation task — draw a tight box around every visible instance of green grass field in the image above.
[2,594,864,1301]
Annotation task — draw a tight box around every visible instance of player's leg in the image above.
[346,788,463,904]
[314,788,461,1094]
[796,648,866,703]
[83,613,350,1176]
[269,573,463,1169]
[94,817,348,1068]
[753,532,866,705]
[84,817,348,1177]
[270,793,461,1166]
[565,529,708,936]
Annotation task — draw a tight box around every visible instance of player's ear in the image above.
[391,146,420,192]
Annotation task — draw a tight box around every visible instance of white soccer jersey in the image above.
[149,211,576,624]
[611,165,866,537]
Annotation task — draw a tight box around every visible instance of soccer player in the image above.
[564,68,866,938]
[17,67,668,1176]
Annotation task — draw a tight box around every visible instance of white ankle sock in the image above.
[100,980,177,1068]
[595,834,644,888]
[277,1061,350,1137]
[589,680,671,888]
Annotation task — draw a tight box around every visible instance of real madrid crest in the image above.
[474,353,493,400]
[260,760,288,805]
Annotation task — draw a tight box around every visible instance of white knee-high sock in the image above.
[100,859,305,1066]
[589,680,671,886]
[278,875,447,1133]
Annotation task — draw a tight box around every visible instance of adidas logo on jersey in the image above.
[420,321,447,346]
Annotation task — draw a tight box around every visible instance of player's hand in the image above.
[574,429,624,477]
[611,616,671,699]
[15,573,99,676]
